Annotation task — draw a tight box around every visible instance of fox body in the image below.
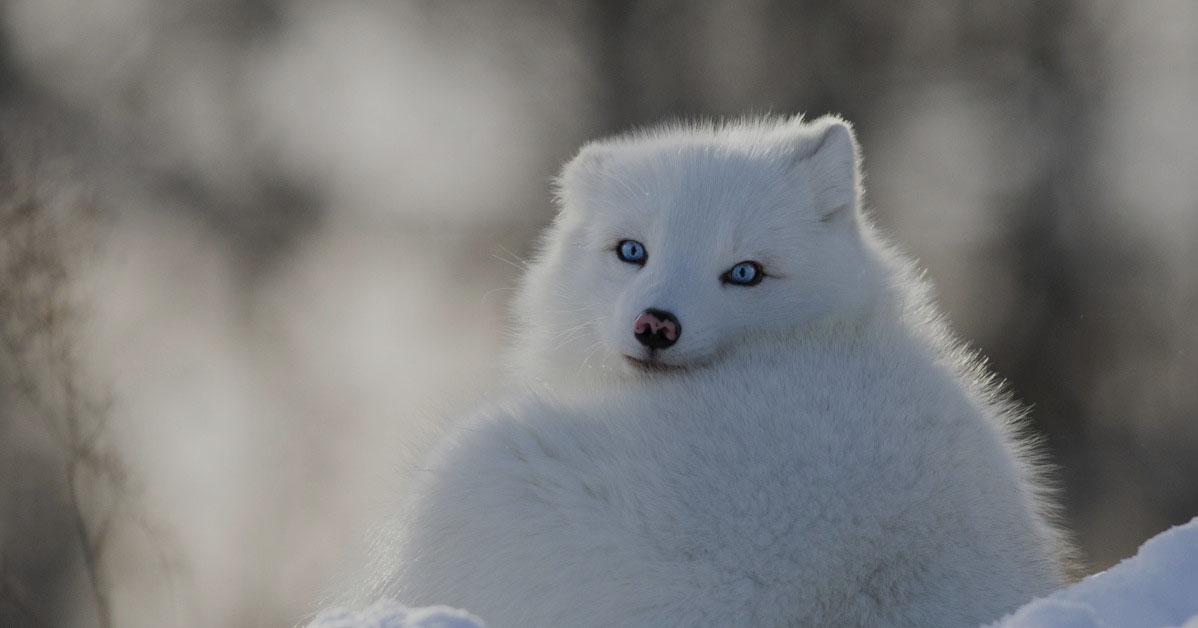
[353,116,1071,627]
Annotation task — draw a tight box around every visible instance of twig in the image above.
[66,460,112,628]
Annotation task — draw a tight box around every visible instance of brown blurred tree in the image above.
[0,148,175,628]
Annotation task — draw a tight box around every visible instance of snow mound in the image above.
[310,518,1196,628]
[308,601,486,628]
[992,516,1198,628]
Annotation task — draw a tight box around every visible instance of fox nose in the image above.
[633,308,681,350]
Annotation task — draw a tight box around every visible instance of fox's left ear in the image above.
[786,115,861,227]
[554,142,613,215]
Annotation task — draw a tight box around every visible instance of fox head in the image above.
[510,115,891,387]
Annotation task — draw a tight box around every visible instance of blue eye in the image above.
[616,239,647,265]
[723,261,763,286]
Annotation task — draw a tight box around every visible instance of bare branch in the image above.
[1,151,127,628]
[67,461,112,628]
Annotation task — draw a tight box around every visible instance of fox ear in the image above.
[786,116,861,226]
[554,142,611,213]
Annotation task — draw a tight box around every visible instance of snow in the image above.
[992,517,1198,628]
[311,517,1197,628]
[307,601,486,628]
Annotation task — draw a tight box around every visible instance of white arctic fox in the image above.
[351,115,1073,627]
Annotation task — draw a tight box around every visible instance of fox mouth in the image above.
[624,354,686,373]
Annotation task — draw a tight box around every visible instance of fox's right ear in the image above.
[554,143,611,213]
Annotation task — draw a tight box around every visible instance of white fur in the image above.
[351,115,1072,627]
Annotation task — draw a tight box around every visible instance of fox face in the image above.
[512,116,888,384]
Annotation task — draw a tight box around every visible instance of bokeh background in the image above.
[1,1,1196,626]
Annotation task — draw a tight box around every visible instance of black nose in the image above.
[633,308,681,350]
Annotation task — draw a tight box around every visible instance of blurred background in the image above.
[0,1,1195,626]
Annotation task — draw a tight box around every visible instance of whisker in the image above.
[491,253,527,272]
[541,306,591,314]
[480,286,514,304]
[496,244,530,269]
[551,318,600,350]
[577,340,604,377]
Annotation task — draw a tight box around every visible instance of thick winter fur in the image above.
[353,115,1073,626]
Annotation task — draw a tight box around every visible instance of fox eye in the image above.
[616,239,647,265]
[723,261,764,286]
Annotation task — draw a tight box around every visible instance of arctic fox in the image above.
[353,115,1072,627]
